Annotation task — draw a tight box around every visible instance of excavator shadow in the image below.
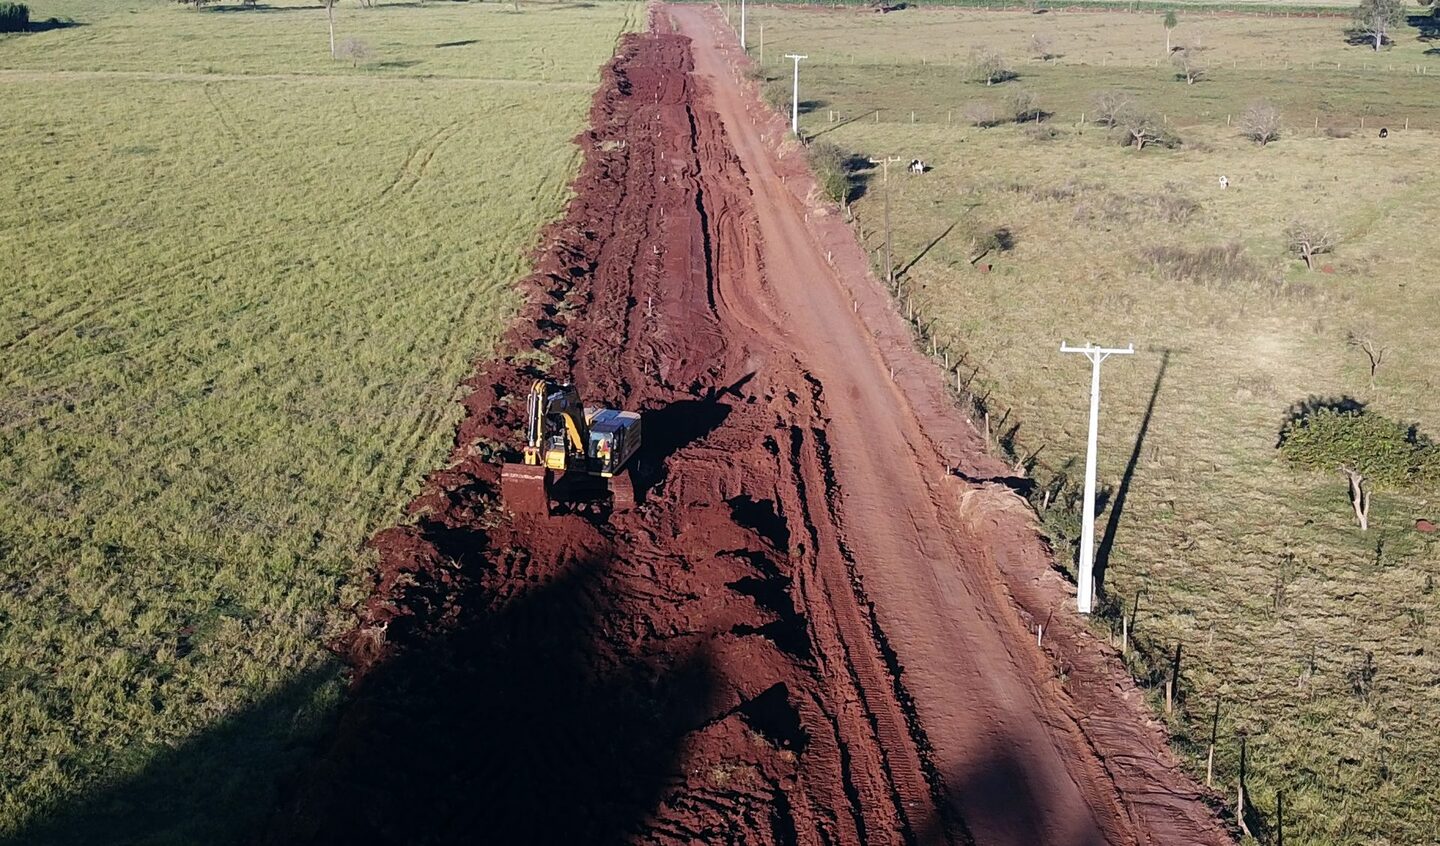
[634,373,754,500]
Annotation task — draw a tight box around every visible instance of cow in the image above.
[1379,127,1389,138]
[1218,175,1230,189]
[908,159,927,174]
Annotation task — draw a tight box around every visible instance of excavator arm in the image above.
[523,379,589,467]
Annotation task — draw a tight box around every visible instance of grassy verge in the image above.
[0,0,639,841]
[747,5,1440,843]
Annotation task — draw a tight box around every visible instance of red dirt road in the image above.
[268,10,1234,846]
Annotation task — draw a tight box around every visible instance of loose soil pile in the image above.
[265,11,1235,846]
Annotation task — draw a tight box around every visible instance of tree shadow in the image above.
[10,551,715,845]
[4,666,341,846]
[911,744,1113,846]
[434,38,478,47]
[202,4,312,13]
[23,16,85,31]
[263,553,716,844]
[796,98,827,116]
[1093,348,1169,600]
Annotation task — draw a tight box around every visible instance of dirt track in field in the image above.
[265,8,1236,845]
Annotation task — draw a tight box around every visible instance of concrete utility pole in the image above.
[869,156,903,285]
[785,53,807,136]
[740,0,747,49]
[1059,342,1135,614]
[759,24,764,66]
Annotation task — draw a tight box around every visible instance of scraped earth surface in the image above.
[267,10,1235,846]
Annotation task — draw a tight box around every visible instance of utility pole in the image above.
[1059,342,1135,614]
[785,53,807,136]
[740,0,746,49]
[759,24,764,66]
[869,156,902,285]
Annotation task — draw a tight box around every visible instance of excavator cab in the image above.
[501,378,642,516]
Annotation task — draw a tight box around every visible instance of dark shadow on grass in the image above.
[374,59,422,69]
[1093,348,1169,601]
[203,3,312,12]
[5,666,341,846]
[22,16,84,31]
[434,38,478,47]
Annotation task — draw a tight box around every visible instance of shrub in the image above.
[962,101,1002,128]
[1283,219,1337,271]
[967,49,1015,86]
[0,1,29,31]
[807,140,850,206]
[762,80,790,114]
[1279,405,1436,529]
[1240,100,1282,146]
[1007,88,1043,123]
[1139,242,1260,287]
[1090,89,1134,127]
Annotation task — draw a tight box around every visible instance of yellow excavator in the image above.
[500,378,642,515]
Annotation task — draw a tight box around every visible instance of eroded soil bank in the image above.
[265,12,1234,846]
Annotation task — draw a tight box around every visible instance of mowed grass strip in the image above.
[0,0,638,841]
[750,6,1440,844]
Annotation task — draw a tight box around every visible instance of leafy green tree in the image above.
[1279,407,1436,530]
[1163,10,1178,53]
[1352,0,1406,50]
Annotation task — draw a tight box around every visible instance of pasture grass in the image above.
[0,0,638,841]
[750,5,1440,843]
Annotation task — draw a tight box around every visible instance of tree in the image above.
[1352,0,1405,50]
[1239,100,1282,145]
[968,49,1015,86]
[1284,220,1337,271]
[1008,88,1043,122]
[1029,32,1058,62]
[1346,328,1387,390]
[1114,108,1178,150]
[1171,48,1206,84]
[1163,9,1178,53]
[336,36,373,67]
[1279,407,1435,530]
[321,0,337,58]
[1091,89,1135,127]
[962,101,1001,127]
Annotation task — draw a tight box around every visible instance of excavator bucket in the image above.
[501,463,551,516]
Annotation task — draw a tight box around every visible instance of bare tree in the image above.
[1008,88,1043,122]
[1346,328,1388,389]
[968,49,1015,86]
[1171,47,1206,84]
[1239,100,1282,145]
[962,101,1001,127]
[1091,89,1135,127]
[1115,108,1176,150]
[1352,0,1406,50]
[1284,220,1338,271]
[1029,33,1057,62]
[336,36,373,66]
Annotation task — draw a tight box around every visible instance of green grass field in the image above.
[746,5,1440,843]
[0,0,637,842]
